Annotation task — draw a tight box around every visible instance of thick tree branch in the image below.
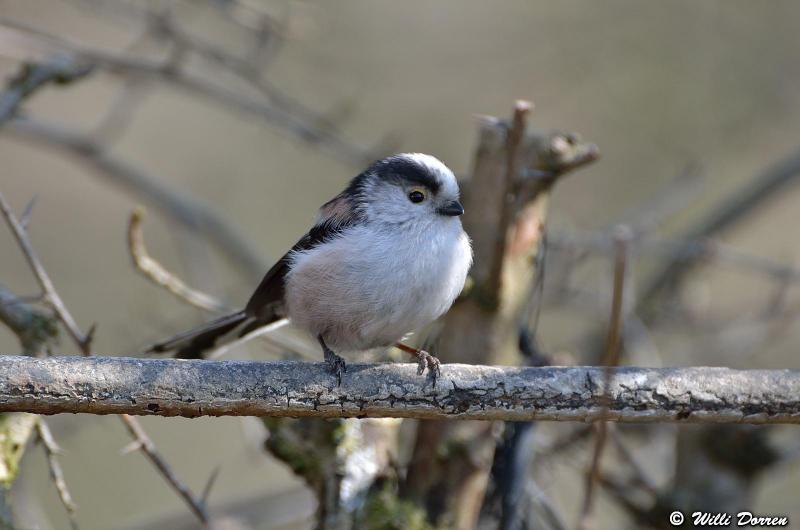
[0,356,797,423]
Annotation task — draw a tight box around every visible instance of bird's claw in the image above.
[325,350,347,386]
[416,349,441,382]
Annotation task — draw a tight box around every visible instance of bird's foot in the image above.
[324,348,347,386]
[395,342,442,382]
[318,335,346,385]
[415,349,441,382]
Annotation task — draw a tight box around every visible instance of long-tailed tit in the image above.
[150,153,473,383]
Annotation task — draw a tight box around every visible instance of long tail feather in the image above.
[149,311,249,358]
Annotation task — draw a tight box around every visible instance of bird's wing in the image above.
[244,192,363,319]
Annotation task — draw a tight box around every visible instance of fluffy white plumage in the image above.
[149,153,471,374]
[285,153,472,351]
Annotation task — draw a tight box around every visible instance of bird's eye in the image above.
[408,189,426,203]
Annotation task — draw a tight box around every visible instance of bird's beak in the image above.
[437,200,464,217]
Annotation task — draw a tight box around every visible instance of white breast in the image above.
[284,219,472,352]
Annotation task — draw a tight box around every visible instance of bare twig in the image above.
[536,425,593,458]
[577,226,631,530]
[0,190,93,354]
[4,116,268,279]
[485,99,531,293]
[601,227,632,386]
[549,230,800,285]
[595,472,649,522]
[613,162,704,235]
[607,424,658,496]
[145,10,343,137]
[90,78,151,146]
[1,356,798,423]
[200,466,221,508]
[62,0,286,66]
[19,194,37,230]
[36,419,79,530]
[0,55,91,124]
[577,429,609,530]
[1,193,212,526]
[127,207,228,313]
[0,284,57,355]
[0,17,378,165]
[126,207,299,362]
[119,414,210,525]
[640,147,800,307]
[525,479,568,530]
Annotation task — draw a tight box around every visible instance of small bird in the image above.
[150,153,473,383]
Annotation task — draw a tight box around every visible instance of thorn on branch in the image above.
[201,465,221,508]
[119,439,143,456]
[19,194,37,229]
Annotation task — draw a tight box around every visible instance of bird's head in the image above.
[349,153,464,226]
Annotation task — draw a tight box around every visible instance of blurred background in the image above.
[1,1,800,529]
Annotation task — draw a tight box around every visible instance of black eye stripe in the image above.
[340,155,446,209]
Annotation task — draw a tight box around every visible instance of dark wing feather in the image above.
[244,193,363,320]
[243,251,290,320]
[150,189,364,359]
